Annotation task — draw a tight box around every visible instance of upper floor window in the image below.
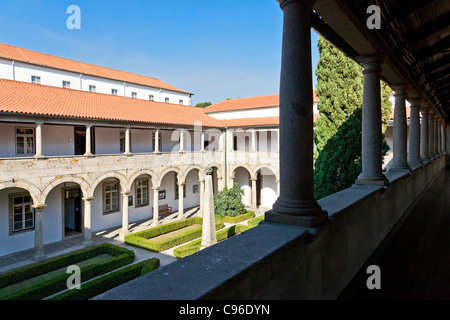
[31,76,41,84]
[179,100,184,105]
[165,98,170,103]
[131,92,137,99]
[16,128,34,155]
[89,85,96,92]
[62,81,71,89]
[149,95,154,101]
[111,89,118,95]
[11,194,34,233]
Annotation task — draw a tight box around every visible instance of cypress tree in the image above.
[313,37,392,199]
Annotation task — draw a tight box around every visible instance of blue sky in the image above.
[0,0,320,105]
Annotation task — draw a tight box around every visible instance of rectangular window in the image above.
[16,128,35,155]
[149,95,154,101]
[112,89,118,95]
[104,183,119,213]
[89,85,96,92]
[31,75,41,84]
[12,195,34,233]
[165,98,170,103]
[174,177,186,200]
[62,81,71,89]
[136,179,149,206]
[131,92,137,99]
[179,100,184,105]
[119,131,125,153]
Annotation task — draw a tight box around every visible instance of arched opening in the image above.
[185,168,201,212]
[233,167,252,206]
[255,167,277,209]
[128,173,154,224]
[159,171,180,215]
[0,186,35,256]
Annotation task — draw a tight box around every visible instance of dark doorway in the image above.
[256,171,262,207]
[74,127,95,155]
[64,188,82,236]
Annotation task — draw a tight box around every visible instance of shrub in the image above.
[214,183,246,218]
[220,210,255,224]
[125,217,224,252]
[0,243,135,300]
[48,258,160,300]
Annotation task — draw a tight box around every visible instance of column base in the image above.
[84,152,94,158]
[82,240,94,247]
[32,252,46,261]
[265,209,327,228]
[355,175,389,186]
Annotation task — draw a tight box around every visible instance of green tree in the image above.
[195,102,212,108]
[313,37,392,199]
[213,183,246,218]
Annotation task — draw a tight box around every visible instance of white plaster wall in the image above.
[159,172,179,212]
[209,107,279,121]
[95,127,121,155]
[42,184,64,244]
[128,177,154,223]
[0,122,18,158]
[260,173,277,208]
[91,179,122,232]
[184,170,200,209]
[0,58,13,80]
[13,62,82,89]
[0,188,34,256]
[130,129,153,153]
[234,167,251,206]
[42,125,74,156]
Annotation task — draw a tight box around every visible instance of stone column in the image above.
[408,98,422,166]
[124,127,131,156]
[354,55,388,185]
[200,131,205,152]
[439,120,444,155]
[442,121,447,155]
[420,106,430,162]
[265,0,326,228]
[32,205,46,260]
[389,84,411,172]
[251,130,256,152]
[428,110,436,158]
[201,171,216,247]
[84,125,93,157]
[120,192,130,239]
[35,122,44,159]
[177,181,184,219]
[199,179,205,218]
[276,129,280,152]
[154,129,160,153]
[251,177,257,208]
[179,131,185,153]
[152,187,160,226]
[83,197,94,245]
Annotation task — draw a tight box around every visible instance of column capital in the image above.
[32,204,47,211]
[83,196,94,202]
[408,97,422,107]
[355,54,383,73]
[278,0,316,10]
[391,83,408,96]
[122,191,131,196]
[152,186,160,191]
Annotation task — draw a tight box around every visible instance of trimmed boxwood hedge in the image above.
[247,214,265,228]
[48,257,160,300]
[220,210,255,224]
[0,243,135,300]
[173,224,252,259]
[125,217,224,252]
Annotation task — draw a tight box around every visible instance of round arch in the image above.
[156,167,183,187]
[230,164,253,180]
[40,175,90,204]
[253,165,279,180]
[126,169,157,191]
[184,165,205,182]
[0,180,41,205]
[88,171,128,198]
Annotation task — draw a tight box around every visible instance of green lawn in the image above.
[0,253,112,299]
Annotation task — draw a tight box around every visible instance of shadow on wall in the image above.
[313,106,390,200]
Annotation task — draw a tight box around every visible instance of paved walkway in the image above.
[0,208,200,275]
[339,168,450,299]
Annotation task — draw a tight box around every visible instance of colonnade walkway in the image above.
[339,168,450,299]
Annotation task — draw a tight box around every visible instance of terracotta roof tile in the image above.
[205,92,319,113]
[0,79,222,128]
[0,43,191,95]
[221,113,320,128]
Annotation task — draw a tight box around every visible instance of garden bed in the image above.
[0,243,135,300]
[124,217,225,252]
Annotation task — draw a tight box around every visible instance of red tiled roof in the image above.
[0,43,191,95]
[0,79,222,128]
[205,92,319,113]
[221,114,320,128]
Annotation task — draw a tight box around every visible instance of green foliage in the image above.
[195,101,212,108]
[213,183,246,218]
[314,37,392,199]
[125,217,224,252]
